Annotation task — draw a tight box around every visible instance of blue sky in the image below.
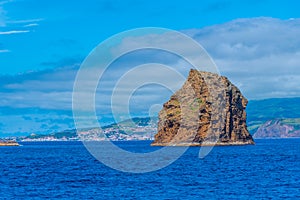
[1,0,300,136]
[2,0,300,74]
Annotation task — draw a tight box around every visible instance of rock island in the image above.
[152,69,254,146]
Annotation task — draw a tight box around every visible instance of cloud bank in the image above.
[0,49,9,53]
[0,30,29,35]
[188,17,300,99]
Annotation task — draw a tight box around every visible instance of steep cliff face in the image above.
[151,69,254,146]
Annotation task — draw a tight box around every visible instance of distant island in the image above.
[18,117,158,142]
[254,118,300,139]
[0,140,20,146]
[247,97,300,134]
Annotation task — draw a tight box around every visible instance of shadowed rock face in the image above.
[151,69,254,146]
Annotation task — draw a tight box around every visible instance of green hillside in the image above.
[247,97,300,133]
[103,117,158,129]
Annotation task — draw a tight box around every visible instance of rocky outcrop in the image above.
[151,69,254,146]
[254,119,300,139]
[0,140,20,146]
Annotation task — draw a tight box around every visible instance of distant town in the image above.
[16,117,158,142]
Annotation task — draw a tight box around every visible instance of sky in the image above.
[1,0,300,136]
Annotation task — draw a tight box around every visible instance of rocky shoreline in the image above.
[0,141,20,146]
[151,140,255,146]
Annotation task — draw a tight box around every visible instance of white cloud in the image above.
[184,17,300,99]
[0,6,6,26]
[0,0,13,6]
[108,18,300,100]
[0,49,9,53]
[0,66,78,110]
[23,23,39,27]
[0,0,14,27]
[7,18,44,24]
[0,91,73,109]
[0,0,42,27]
[0,30,29,35]
[111,31,218,73]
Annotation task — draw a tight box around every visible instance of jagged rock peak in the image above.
[151,69,254,146]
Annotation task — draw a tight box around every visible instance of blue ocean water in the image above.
[1,139,300,199]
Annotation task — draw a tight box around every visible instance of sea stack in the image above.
[151,69,254,146]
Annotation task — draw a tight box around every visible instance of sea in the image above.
[1,139,300,199]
